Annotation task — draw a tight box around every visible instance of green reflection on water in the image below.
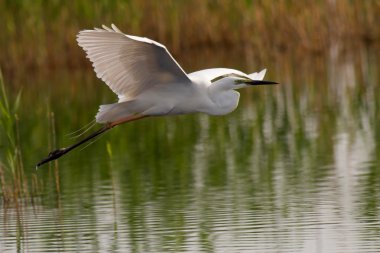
[1,47,380,252]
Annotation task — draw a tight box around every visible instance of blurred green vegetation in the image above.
[0,0,379,82]
[0,70,29,202]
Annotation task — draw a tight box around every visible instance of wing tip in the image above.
[111,24,123,33]
[258,68,267,78]
[76,24,127,46]
[248,68,267,80]
[77,24,123,38]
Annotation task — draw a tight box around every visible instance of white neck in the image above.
[206,79,241,115]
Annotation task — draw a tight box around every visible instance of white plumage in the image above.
[77,24,276,124]
[37,24,277,167]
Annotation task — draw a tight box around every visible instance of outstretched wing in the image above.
[248,69,267,80]
[77,24,191,100]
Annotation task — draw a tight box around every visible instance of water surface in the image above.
[1,47,380,252]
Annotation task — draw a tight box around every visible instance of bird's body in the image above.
[100,68,243,121]
[37,24,277,167]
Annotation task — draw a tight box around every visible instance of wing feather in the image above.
[189,68,249,82]
[77,24,191,100]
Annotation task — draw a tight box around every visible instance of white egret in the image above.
[37,24,277,167]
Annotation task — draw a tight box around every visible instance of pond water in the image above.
[1,46,380,252]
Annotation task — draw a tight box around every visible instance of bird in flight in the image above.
[37,24,278,167]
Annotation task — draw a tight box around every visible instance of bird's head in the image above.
[211,73,278,91]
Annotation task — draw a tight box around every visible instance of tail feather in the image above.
[96,100,141,123]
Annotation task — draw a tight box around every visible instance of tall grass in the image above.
[0,0,379,82]
[0,69,27,202]
[0,70,53,204]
